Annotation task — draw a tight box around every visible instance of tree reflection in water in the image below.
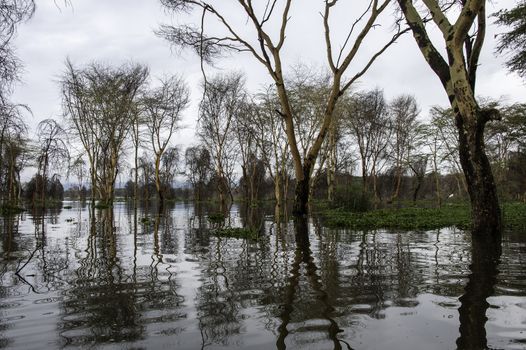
[457,233,502,350]
[1,203,524,349]
[276,218,349,350]
[59,207,183,347]
[59,208,144,345]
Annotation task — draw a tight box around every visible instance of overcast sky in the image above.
[11,0,526,149]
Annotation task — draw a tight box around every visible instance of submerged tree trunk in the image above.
[456,110,502,235]
[396,0,502,236]
[154,154,164,208]
[293,165,311,216]
[327,124,336,202]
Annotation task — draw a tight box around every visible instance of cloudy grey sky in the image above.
[11,0,526,148]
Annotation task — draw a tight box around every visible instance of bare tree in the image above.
[62,60,148,206]
[428,106,467,198]
[387,94,420,202]
[142,75,189,206]
[0,0,35,100]
[344,88,392,203]
[34,118,69,208]
[0,101,28,204]
[185,145,213,202]
[160,0,408,215]
[232,99,260,202]
[252,86,290,215]
[396,0,502,234]
[197,72,244,209]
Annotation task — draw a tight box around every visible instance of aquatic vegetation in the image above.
[213,227,259,240]
[320,202,526,230]
[208,213,225,223]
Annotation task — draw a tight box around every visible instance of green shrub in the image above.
[330,183,371,212]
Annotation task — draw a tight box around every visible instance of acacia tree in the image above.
[252,87,290,212]
[185,145,213,202]
[160,0,407,215]
[62,60,148,206]
[495,0,526,79]
[34,118,69,207]
[387,95,419,202]
[232,99,262,202]
[197,72,244,209]
[142,75,189,206]
[0,0,35,101]
[0,101,28,204]
[429,106,467,198]
[159,146,180,192]
[344,89,392,202]
[396,0,502,234]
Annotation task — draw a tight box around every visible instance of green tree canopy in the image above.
[495,0,526,79]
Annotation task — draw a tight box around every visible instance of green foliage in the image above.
[0,205,25,216]
[321,202,526,230]
[94,203,112,209]
[213,227,259,240]
[23,174,65,203]
[495,0,526,78]
[502,202,526,229]
[329,183,371,212]
[208,213,225,223]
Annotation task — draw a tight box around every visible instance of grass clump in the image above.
[214,227,259,240]
[208,213,225,224]
[321,204,471,230]
[502,202,526,229]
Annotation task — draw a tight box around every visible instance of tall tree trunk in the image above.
[293,165,311,216]
[434,169,442,207]
[456,111,501,234]
[327,124,336,202]
[274,172,282,213]
[241,165,249,201]
[154,154,164,208]
[391,166,402,203]
[89,164,97,207]
[396,0,501,236]
[134,142,139,207]
[8,154,15,205]
[412,176,423,204]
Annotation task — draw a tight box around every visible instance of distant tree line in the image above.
[170,71,526,212]
[0,0,524,237]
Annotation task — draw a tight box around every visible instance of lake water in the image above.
[0,201,525,349]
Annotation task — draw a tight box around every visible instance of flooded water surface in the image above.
[0,202,525,349]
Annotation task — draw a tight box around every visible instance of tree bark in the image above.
[293,165,311,216]
[154,154,164,208]
[456,110,502,234]
[327,124,336,202]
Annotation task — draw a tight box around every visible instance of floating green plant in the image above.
[214,227,259,240]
